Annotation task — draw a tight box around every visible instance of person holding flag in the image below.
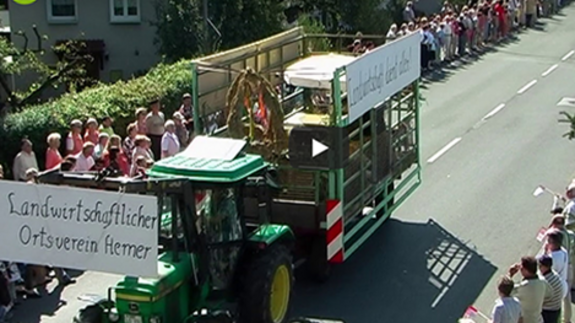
[550,181,575,231]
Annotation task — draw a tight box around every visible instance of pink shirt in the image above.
[84,130,99,144]
[45,148,62,170]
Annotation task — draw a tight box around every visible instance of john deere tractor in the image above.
[38,138,296,323]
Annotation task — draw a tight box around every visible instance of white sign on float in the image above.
[345,32,421,124]
[0,180,159,277]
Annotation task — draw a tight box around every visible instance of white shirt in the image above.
[549,248,569,295]
[75,153,95,172]
[444,23,452,35]
[161,132,180,159]
[492,297,522,323]
[564,199,575,225]
[12,151,39,181]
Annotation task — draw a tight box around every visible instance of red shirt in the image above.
[494,3,506,21]
[45,148,62,170]
[67,132,83,155]
[103,151,130,176]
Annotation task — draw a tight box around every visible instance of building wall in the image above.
[8,0,160,87]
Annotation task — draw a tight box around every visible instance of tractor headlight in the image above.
[108,308,119,322]
[149,316,162,323]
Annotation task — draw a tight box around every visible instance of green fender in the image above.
[248,224,294,247]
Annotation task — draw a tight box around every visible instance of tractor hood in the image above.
[115,252,193,303]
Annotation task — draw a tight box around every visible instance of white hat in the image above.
[568,181,575,192]
[164,120,176,128]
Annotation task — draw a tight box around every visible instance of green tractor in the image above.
[38,139,297,323]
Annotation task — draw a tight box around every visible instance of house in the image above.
[8,0,160,85]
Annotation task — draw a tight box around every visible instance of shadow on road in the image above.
[420,33,521,85]
[292,218,497,323]
[8,269,85,323]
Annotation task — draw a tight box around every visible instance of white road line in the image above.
[562,50,575,61]
[427,138,462,164]
[541,64,558,77]
[517,80,537,94]
[482,103,506,120]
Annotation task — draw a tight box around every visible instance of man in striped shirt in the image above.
[538,255,564,323]
[547,212,574,323]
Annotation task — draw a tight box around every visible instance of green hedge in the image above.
[0,59,193,176]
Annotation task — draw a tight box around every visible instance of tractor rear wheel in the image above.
[238,244,293,323]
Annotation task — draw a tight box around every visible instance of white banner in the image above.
[0,180,159,277]
[346,32,421,123]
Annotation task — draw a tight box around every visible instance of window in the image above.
[110,0,140,23]
[47,0,77,23]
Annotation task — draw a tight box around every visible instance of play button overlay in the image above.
[312,139,329,158]
[288,126,349,170]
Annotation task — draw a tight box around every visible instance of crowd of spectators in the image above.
[384,0,559,70]
[484,182,575,323]
[0,93,195,322]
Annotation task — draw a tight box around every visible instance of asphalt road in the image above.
[9,7,575,323]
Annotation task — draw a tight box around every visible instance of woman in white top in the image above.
[386,24,398,42]
[130,135,154,176]
[12,139,39,181]
[161,120,181,159]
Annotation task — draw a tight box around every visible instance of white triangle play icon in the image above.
[312,139,329,158]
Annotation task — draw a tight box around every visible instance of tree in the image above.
[340,0,390,34]
[0,26,91,113]
[153,0,285,62]
[209,0,285,51]
[152,0,203,62]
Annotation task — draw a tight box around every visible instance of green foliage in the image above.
[153,0,286,62]
[297,14,332,52]
[559,111,575,140]
[0,60,193,174]
[0,34,91,110]
[153,0,203,62]
[209,0,285,51]
[340,0,390,34]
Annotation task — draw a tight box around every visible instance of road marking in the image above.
[427,138,462,164]
[541,64,558,77]
[517,80,537,94]
[562,50,575,61]
[557,97,575,107]
[482,103,506,120]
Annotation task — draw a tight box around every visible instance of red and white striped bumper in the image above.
[326,200,344,263]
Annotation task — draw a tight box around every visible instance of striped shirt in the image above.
[542,271,564,311]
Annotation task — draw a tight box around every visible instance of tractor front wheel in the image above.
[73,305,103,323]
[239,245,293,323]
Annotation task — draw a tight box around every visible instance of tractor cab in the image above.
[37,136,295,323]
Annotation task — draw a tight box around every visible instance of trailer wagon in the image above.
[188,28,422,280]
